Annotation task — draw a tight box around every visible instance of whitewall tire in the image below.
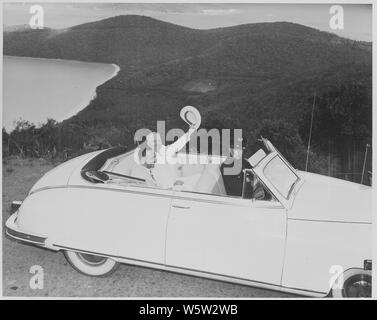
[63,250,120,277]
[331,269,371,298]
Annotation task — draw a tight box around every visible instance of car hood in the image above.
[289,171,372,223]
[29,150,101,194]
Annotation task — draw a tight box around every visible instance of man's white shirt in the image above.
[134,129,195,188]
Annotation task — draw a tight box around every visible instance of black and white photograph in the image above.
[1,1,373,301]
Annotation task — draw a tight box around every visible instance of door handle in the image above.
[172,205,191,209]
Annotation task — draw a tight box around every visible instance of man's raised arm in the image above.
[166,128,196,157]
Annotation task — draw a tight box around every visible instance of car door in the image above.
[59,182,173,265]
[110,184,173,264]
[165,190,287,285]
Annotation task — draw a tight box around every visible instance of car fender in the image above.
[281,218,371,295]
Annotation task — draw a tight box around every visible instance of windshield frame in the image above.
[262,154,300,200]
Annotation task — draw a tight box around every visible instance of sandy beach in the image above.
[3,56,120,131]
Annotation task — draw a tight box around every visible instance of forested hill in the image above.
[3,15,372,181]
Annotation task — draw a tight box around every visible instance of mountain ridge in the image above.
[3,15,372,176]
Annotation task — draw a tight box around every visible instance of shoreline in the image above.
[4,55,121,129]
[59,62,120,121]
[4,55,119,69]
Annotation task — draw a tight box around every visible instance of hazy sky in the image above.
[3,3,372,41]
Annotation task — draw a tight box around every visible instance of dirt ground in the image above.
[2,157,298,297]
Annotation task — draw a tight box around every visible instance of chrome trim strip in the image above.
[30,184,284,208]
[54,244,326,296]
[54,244,164,267]
[30,185,171,199]
[288,217,371,225]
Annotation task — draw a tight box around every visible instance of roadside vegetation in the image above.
[3,80,371,185]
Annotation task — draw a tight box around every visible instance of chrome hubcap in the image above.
[344,274,371,298]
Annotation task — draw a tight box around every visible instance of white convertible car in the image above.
[6,138,372,298]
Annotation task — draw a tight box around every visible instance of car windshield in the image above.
[263,155,299,199]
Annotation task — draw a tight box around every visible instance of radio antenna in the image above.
[305,91,316,172]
